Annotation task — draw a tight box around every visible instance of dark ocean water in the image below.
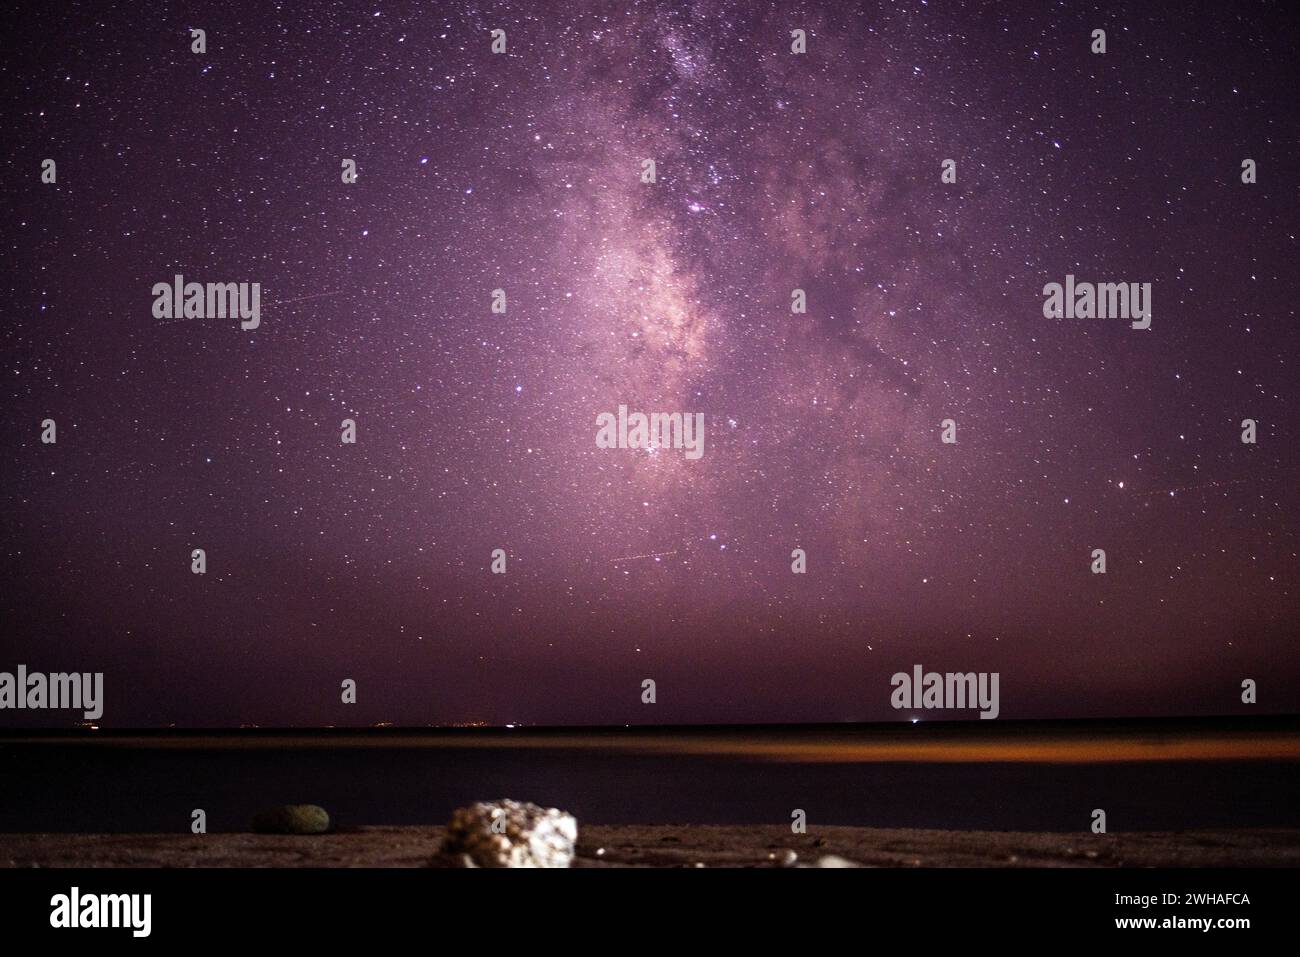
[2,720,1297,833]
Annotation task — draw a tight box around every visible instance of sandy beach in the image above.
[3,824,1297,869]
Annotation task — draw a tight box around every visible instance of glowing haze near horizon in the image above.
[1,1,1296,727]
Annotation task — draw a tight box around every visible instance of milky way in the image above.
[2,1,1296,726]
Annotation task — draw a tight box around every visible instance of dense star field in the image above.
[1,1,1296,727]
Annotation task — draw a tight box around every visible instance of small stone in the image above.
[812,854,861,868]
[779,849,799,867]
[252,804,330,835]
[442,799,577,868]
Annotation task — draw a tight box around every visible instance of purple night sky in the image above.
[2,1,1296,727]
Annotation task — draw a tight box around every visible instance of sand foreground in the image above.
[2,825,1296,868]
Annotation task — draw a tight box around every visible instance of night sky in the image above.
[2,1,1296,728]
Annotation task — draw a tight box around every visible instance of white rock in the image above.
[443,800,578,868]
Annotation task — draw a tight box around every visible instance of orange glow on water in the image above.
[12,726,1299,764]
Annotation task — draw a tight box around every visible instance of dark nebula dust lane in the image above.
[1,1,1296,727]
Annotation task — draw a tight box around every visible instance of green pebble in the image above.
[252,804,331,834]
